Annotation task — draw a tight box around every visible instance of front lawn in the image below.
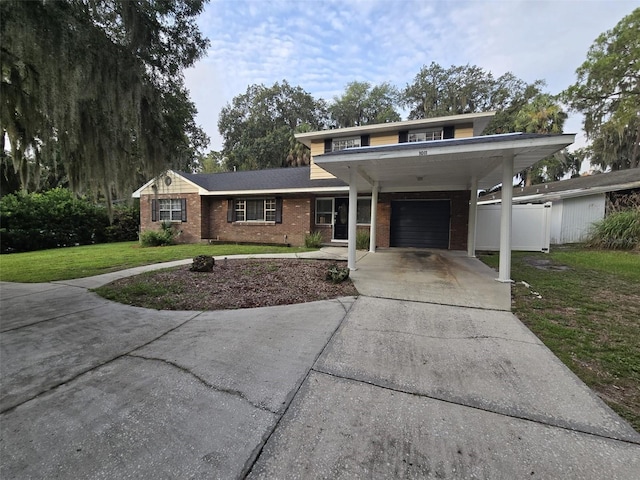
[0,242,314,282]
[480,248,640,431]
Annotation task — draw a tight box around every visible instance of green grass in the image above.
[0,242,314,282]
[480,248,640,431]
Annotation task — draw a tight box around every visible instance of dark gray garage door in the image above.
[390,200,450,248]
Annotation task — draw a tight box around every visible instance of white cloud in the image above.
[186,0,637,153]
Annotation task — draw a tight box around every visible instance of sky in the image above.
[184,0,638,155]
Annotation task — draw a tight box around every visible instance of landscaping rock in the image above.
[190,255,215,272]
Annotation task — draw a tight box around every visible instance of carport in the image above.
[314,132,575,282]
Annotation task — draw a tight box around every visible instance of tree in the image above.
[563,8,640,170]
[402,63,574,184]
[0,0,209,209]
[402,63,546,131]
[218,81,327,171]
[514,93,569,185]
[329,81,400,128]
[197,151,227,174]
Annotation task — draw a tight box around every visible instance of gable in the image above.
[136,171,201,197]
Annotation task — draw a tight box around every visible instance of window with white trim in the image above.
[159,199,183,221]
[314,197,372,225]
[316,198,333,225]
[235,198,276,222]
[408,128,443,142]
[332,136,361,151]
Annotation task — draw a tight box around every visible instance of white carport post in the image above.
[348,167,358,270]
[467,176,478,258]
[369,181,378,253]
[498,155,514,282]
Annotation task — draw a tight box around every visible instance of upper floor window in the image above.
[332,136,361,151]
[408,129,443,142]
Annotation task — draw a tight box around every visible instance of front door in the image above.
[333,198,349,240]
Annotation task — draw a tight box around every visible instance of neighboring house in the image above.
[133,111,574,281]
[478,169,640,245]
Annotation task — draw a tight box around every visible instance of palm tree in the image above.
[514,94,568,185]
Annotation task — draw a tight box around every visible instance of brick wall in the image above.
[140,190,470,249]
[205,196,313,246]
[139,192,202,243]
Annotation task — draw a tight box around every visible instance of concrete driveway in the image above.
[1,249,638,479]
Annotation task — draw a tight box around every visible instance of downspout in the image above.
[348,167,358,270]
[467,176,478,257]
[498,155,514,282]
[369,181,378,253]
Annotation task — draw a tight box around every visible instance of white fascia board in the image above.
[380,184,470,193]
[316,134,576,165]
[200,186,350,196]
[132,181,153,198]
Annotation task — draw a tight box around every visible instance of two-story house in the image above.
[133,111,574,280]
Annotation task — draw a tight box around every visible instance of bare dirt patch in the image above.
[95,259,358,310]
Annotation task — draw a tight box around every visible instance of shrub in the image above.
[139,221,178,247]
[104,204,140,242]
[0,188,109,253]
[356,230,370,250]
[304,231,324,248]
[587,209,640,250]
[326,263,350,283]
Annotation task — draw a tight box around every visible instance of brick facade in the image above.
[139,190,470,250]
[204,195,313,246]
[140,192,202,243]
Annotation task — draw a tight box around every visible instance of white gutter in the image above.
[199,186,349,196]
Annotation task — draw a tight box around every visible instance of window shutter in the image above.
[181,198,187,222]
[361,135,370,147]
[324,139,332,153]
[399,131,408,143]
[275,197,283,224]
[227,199,234,222]
[151,199,158,222]
[443,126,454,139]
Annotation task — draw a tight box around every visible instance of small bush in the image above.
[587,209,640,250]
[326,263,350,283]
[139,222,178,247]
[305,231,324,248]
[104,204,140,242]
[356,230,370,250]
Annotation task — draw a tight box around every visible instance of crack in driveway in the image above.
[127,353,278,414]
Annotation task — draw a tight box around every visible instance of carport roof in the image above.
[315,132,575,191]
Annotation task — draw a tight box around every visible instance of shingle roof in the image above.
[480,168,640,202]
[177,166,347,192]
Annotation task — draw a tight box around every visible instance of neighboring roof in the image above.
[478,168,640,204]
[132,166,348,197]
[295,112,496,148]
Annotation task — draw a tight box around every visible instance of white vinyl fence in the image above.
[476,203,552,252]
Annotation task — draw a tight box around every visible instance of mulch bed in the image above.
[97,258,358,310]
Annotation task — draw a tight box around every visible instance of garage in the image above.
[390,200,451,248]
